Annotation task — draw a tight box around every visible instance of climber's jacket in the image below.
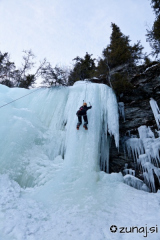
[76,105,92,116]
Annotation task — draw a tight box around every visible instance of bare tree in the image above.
[17,50,47,88]
[41,63,68,87]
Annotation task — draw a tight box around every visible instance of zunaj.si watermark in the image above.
[110,225,158,238]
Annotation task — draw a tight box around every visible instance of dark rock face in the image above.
[109,62,160,173]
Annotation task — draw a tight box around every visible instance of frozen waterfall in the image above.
[1,82,160,240]
[0,82,119,190]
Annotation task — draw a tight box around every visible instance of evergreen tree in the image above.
[151,0,160,15]
[102,23,144,69]
[146,0,160,58]
[130,41,144,64]
[68,52,96,84]
[96,58,109,78]
[41,63,67,86]
[103,23,131,68]
[96,23,144,80]
[144,56,152,65]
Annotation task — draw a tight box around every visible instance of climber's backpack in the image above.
[76,106,86,116]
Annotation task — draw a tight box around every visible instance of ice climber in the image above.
[76,102,92,130]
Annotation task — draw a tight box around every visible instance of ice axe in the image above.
[83,100,91,106]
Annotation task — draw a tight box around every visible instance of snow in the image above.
[144,63,159,73]
[0,82,160,240]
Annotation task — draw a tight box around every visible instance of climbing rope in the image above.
[84,82,88,102]
[0,87,42,109]
[82,81,92,106]
[83,81,90,103]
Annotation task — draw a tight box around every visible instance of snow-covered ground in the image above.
[0,82,160,240]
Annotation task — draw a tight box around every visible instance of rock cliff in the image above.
[109,62,160,180]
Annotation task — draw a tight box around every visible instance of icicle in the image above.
[125,138,144,161]
[138,126,160,167]
[100,132,110,173]
[138,125,154,139]
[125,125,160,192]
[118,102,125,122]
[150,98,160,129]
[142,162,156,192]
[137,154,149,167]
